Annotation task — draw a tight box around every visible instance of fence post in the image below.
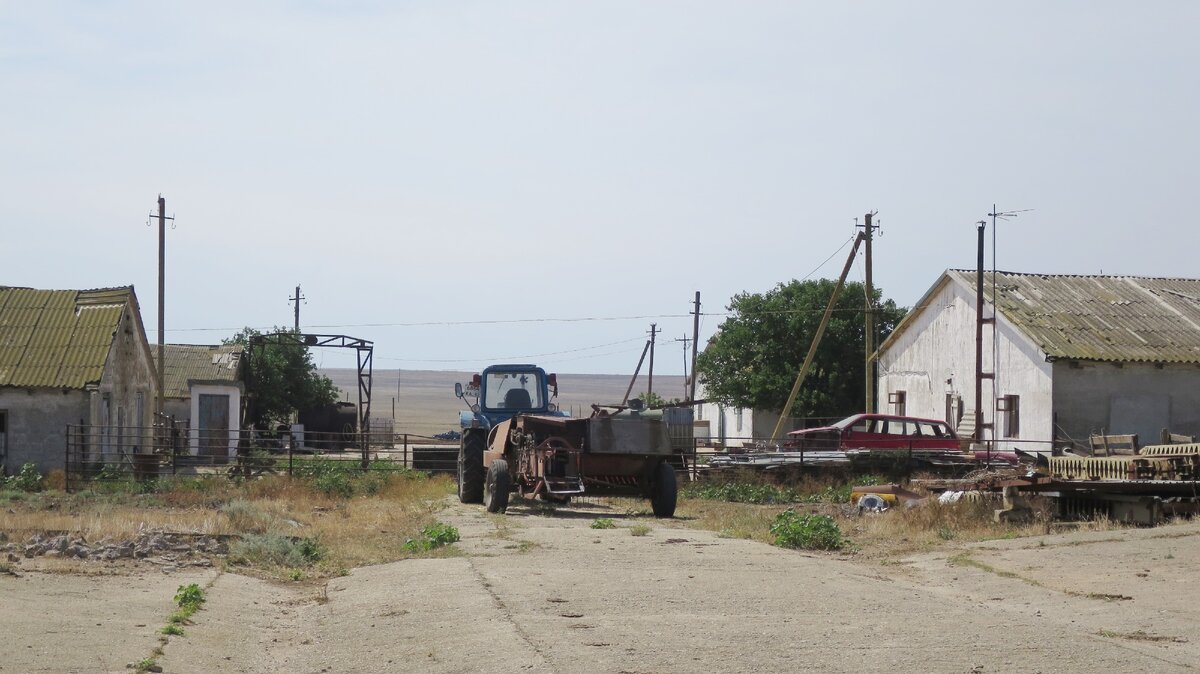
[288,443,294,477]
[906,440,913,484]
[64,424,71,493]
[404,434,409,469]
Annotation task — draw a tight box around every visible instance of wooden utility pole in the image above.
[622,340,652,405]
[769,232,866,445]
[290,285,305,331]
[154,195,171,422]
[690,291,701,402]
[861,212,879,413]
[647,323,658,399]
[674,335,691,400]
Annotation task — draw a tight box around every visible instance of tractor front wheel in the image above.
[650,461,677,518]
[458,432,485,504]
[484,459,511,514]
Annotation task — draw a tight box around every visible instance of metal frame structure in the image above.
[248,333,374,467]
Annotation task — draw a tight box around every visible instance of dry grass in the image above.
[0,472,456,578]
[676,489,1054,559]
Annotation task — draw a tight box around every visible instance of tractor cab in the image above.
[456,364,559,431]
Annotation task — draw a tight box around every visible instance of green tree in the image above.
[695,280,906,418]
[225,327,339,426]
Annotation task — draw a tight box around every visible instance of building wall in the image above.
[187,383,242,457]
[1052,361,1200,449]
[95,305,157,455]
[695,398,802,447]
[877,278,1055,453]
[0,388,89,474]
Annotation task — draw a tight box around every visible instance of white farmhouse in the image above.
[876,271,1200,455]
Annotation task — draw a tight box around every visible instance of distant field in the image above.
[320,368,687,438]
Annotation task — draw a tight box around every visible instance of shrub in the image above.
[590,518,616,530]
[230,533,324,567]
[315,472,353,498]
[402,522,461,552]
[220,499,274,533]
[5,463,45,492]
[769,511,844,550]
[629,524,651,537]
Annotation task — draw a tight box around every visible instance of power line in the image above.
[375,336,645,363]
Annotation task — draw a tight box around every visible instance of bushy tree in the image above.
[225,327,339,426]
[695,279,906,418]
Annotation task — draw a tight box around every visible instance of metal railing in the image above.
[63,424,460,491]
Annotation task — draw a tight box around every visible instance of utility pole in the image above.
[149,195,174,423]
[647,323,658,399]
[690,291,701,402]
[674,335,691,400]
[290,285,306,331]
[859,212,879,414]
[974,220,987,443]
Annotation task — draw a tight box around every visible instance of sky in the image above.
[3,2,1197,375]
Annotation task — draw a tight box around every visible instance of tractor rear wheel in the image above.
[484,459,511,514]
[650,461,677,518]
[458,431,485,504]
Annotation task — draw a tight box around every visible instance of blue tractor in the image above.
[455,363,678,517]
[454,364,565,503]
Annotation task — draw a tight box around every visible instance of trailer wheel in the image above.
[484,459,511,514]
[458,431,485,504]
[650,461,677,518]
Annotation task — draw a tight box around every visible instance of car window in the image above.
[850,421,870,433]
[886,420,909,436]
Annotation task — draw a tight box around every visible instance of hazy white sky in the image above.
[3,2,1197,374]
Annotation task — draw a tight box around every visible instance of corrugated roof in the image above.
[161,344,243,399]
[0,286,133,388]
[946,270,1200,364]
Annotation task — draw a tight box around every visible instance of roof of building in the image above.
[0,286,136,388]
[888,271,1200,364]
[161,344,244,399]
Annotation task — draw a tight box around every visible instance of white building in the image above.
[695,385,804,447]
[160,344,244,462]
[876,271,1200,455]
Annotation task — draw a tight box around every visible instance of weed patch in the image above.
[591,518,616,530]
[629,524,651,537]
[401,522,460,553]
[4,463,45,492]
[770,511,844,550]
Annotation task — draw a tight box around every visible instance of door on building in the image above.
[198,394,230,463]
[0,410,8,472]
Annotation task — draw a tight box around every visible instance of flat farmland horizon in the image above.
[320,368,688,437]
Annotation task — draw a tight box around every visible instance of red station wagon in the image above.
[784,413,960,452]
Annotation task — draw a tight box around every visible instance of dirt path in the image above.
[7,502,1200,672]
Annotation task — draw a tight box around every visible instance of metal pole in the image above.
[690,291,701,402]
[863,213,875,414]
[975,220,986,442]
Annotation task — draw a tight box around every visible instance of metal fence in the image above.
[63,423,459,491]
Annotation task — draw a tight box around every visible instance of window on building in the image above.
[735,408,743,433]
[889,391,907,417]
[999,395,1020,438]
[945,394,964,430]
[0,410,7,463]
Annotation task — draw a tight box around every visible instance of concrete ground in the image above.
[4,501,1199,673]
